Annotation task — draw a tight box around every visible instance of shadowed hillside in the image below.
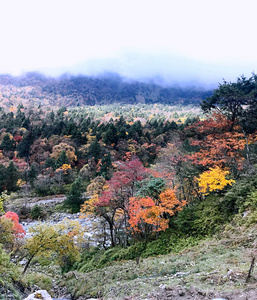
[0,72,213,107]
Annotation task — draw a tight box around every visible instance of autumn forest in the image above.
[0,73,257,299]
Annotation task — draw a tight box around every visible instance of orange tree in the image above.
[128,189,186,239]
[185,112,256,173]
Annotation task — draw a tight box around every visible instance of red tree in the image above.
[95,158,147,246]
[2,211,26,238]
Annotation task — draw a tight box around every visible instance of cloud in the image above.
[0,0,256,87]
[39,50,254,89]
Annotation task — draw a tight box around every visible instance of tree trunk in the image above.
[22,254,35,274]
[109,222,115,247]
[243,130,250,164]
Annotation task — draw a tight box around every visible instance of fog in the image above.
[49,51,255,89]
[0,0,256,88]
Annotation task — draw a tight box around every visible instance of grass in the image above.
[62,215,257,299]
[22,272,54,294]
[0,211,252,299]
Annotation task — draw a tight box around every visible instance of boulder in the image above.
[24,290,52,300]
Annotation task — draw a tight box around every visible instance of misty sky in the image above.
[0,0,256,87]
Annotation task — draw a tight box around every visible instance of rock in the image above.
[175,271,190,277]
[178,288,185,296]
[19,258,27,265]
[223,269,234,278]
[24,290,52,300]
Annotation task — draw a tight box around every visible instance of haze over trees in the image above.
[0,72,213,107]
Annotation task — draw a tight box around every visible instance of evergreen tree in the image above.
[22,117,31,129]
[129,120,143,140]
[28,165,38,186]
[88,140,102,163]
[43,157,56,169]
[17,131,34,160]
[6,161,19,192]
[118,127,127,140]
[5,112,15,132]
[99,152,112,179]
[49,111,55,123]
[145,131,151,143]
[65,176,84,213]
[15,105,25,126]
[103,123,118,145]
[201,75,256,124]
[0,164,7,192]
[0,135,15,152]
[55,150,69,169]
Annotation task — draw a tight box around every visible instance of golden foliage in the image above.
[17,179,26,187]
[56,164,72,174]
[197,166,235,195]
[50,142,77,162]
[25,218,85,269]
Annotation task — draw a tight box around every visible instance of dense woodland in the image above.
[0,72,212,107]
[0,74,257,298]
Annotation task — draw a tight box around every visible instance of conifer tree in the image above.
[0,165,7,193]
[88,140,102,163]
[6,161,19,192]
[99,152,112,179]
[65,176,84,213]
[55,150,69,169]
[0,135,15,152]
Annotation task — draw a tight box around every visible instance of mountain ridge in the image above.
[0,72,213,107]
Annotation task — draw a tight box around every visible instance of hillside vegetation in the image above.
[0,72,212,107]
[0,74,256,299]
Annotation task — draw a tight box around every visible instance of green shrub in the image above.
[31,204,46,220]
[0,245,21,299]
[23,273,53,294]
[239,189,257,212]
[75,233,204,274]
[223,172,257,213]
[172,205,198,236]
[111,242,146,261]
[192,195,225,236]
[76,248,106,272]
[168,235,202,253]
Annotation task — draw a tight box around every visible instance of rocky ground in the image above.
[129,285,257,300]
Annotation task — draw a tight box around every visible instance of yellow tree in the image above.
[197,166,235,196]
[0,217,14,250]
[50,142,77,163]
[81,176,107,216]
[55,164,72,174]
[0,191,6,213]
[23,218,84,274]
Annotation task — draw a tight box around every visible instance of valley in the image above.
[0,73,256,299]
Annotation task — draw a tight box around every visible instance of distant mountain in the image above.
[0,72,213,107]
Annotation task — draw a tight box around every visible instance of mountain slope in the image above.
[0,72,213,107]
[63,216,257,299]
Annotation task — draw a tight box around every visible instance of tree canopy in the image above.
[201,75,257,131]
